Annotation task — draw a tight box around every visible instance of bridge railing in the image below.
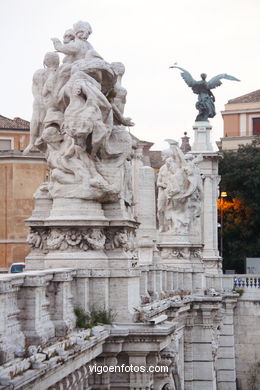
[139,264,208,303]
[222,274,260,293]
[0,268,91,365]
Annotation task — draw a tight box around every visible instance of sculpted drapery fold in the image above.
[157,141,203,236]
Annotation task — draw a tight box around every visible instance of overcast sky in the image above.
[0,0,259,150]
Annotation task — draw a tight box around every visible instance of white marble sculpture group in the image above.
[24,20,134,205]
[24,20,204,245]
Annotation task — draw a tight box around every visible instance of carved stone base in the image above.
[203,257,223,277]
[48,198,107,220]
[158,244,203,266]
[158,231,202,246]
[157,243,205,294]
[25,197,140,321]
[192,121,214,152]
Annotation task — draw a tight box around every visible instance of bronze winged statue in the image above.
[170,66,240,122]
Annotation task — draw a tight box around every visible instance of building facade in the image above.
[0,115,47,271]
[218,89,260,150]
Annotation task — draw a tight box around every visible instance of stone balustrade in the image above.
[139,264,206,303]
[222,274,260,296]
[0,265,216,365]
[0,268,93,365]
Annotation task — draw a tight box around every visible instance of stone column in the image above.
[194,153,221,275]
[188,301,222,390]
[172,268,179,291]
[167,270,174,293]
[137,166,157,265]
[148,267,157,299]
[183,270,193,292]
[140,267,149,298]
[162,269,168,294]
[184,317,194,390]
[177,270,184,290]
[203,175,215,257]
[156,268,164,297]
[216,297,237,390]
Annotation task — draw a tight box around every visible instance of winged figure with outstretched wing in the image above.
[170,66,240,121]
[207,73,240,89]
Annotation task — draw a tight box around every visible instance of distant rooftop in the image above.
[0,115,29,130]
[228,89,260,104]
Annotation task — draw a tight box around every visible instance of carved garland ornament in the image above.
[161,247,202,260]
[27,228,106,252]
[27,226,137,253]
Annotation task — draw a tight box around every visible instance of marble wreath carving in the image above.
[24,21,134,204]
[27,228,136,253]
[157,141,203,235]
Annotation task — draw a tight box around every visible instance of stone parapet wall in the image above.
[139,264,206,304]
[233,298,260,390]
[0,264,207,367]
[0,267,243,390]
[0,268,89,365]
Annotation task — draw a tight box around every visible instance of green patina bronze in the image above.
[170,65,240,122]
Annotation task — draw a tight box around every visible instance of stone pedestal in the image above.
[190,120,222,276]
[157,240,205,295]
[191,152,222,277]
[184,299,222,390]
[25,197,140,322]
[216,297,237,390]
[133,158,157,265]
[192,121,214,152]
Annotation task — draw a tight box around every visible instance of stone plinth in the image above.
[192,121,214,152]
[48,198,107,220]
[25,196,140,322]
[157,242,205,295]
[191,152,222,276]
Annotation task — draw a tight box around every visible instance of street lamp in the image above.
[220,191,227,258]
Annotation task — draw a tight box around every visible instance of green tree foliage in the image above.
[219,142,260,273]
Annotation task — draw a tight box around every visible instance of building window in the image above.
[252,118,260,135]
[0,138,12,150]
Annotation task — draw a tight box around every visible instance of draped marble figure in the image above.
[157,141,203,235]
[24,21,134,205]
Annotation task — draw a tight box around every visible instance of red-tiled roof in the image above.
[228,90,260,104]
[0,115,29,130]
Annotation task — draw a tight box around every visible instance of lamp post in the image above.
[220,191,227,258]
